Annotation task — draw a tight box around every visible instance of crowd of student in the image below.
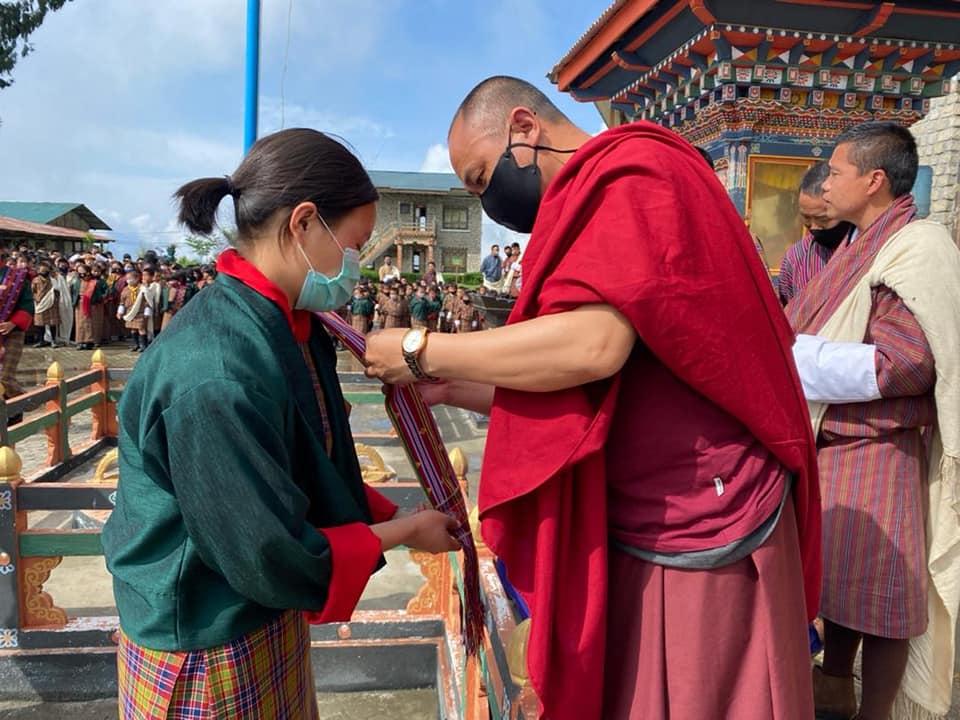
[343,252,514,334]
[3,246,216,353]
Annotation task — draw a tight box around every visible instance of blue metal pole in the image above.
[243,0,261,154]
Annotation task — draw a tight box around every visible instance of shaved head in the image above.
[450,75,569,138]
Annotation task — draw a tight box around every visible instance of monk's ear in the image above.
[508,107,540,145]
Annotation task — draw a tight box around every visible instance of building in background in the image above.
[0,202,112,255]
[361,171,482,276]
[549,0,960,269]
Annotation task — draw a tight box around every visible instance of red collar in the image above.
[216,249,312,342]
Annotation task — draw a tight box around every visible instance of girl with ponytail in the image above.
[103,128,459,719]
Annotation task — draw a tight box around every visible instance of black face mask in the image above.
[480,136,576,234]
[809,221,853,249]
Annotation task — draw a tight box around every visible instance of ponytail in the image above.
[173,177,234,236]
[172,129,378,246]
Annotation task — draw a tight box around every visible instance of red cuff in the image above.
[10,310,31,332]
[364,485,399,524]
[304,522,381,624]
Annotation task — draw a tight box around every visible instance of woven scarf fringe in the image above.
[891,689,946,720]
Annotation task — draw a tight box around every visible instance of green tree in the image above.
[1,1,74,91]
[183,232,229,263]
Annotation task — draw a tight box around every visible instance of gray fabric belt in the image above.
[611,474,793,570]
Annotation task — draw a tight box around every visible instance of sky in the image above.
[0,0,610,258]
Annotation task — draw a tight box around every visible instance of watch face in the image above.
[402,329,424,354]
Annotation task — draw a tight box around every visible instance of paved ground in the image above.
[0,690,437,719]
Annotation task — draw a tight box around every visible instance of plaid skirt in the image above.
[117,610,318,719]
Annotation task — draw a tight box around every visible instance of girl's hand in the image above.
[405,510,461,554]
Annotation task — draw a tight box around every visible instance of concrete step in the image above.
[0,689,438,719]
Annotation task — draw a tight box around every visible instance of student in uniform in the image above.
[31,260,60,348]
[348,285,374,334]
[440,283,459,333]
[453,288,479,333]
[140,266,164,342]
[102,128,459,720]
[382,285,408,329]
[118,269,149,353]
[74,264,106,351]
[160,270,194,331]
[409,288,430,330]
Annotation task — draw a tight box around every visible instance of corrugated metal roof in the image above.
[367,170,467,194]
[0,215,111,242]
[0,202,112,230]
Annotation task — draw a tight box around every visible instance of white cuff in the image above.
[792,334,882,404]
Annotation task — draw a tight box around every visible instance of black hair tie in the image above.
[224,175,239,198]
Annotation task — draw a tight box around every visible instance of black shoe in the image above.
[32,341,50,349]
[130,343,140,353]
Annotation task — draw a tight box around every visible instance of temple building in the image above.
[361,171,483,275]
[549,0,960,269]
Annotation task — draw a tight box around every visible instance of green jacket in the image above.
[102,274,378,651]
[71,278,106,307]
[409,297,441,321]
[349,296,374,317]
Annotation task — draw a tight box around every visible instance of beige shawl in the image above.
[807,220,960,718]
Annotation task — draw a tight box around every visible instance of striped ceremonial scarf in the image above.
[786,194,917,333]
[0,267,28,323]
[318,311,485,654]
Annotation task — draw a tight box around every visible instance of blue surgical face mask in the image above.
[294,215,361,313]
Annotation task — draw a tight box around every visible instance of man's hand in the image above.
[364,329,417,384]
[0,322,15,335]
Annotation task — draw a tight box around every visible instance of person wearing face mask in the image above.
[102,129,459,720]
[364,76,821,720]
[777,161,854,306]
[381,285,408,329]
[31,261,60,348]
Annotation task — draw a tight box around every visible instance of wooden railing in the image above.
[0,359,536,718]
[0,351,119,470]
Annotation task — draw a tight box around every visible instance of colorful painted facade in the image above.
[549,0,960,268]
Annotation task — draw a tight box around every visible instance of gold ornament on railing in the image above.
[354,443,396,484]
[0,446,22,482]
[46,361,64,383]
[94,448,119,483]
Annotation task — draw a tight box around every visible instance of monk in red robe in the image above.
[365,76,821,720]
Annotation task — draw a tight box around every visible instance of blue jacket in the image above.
[480,254,502,282]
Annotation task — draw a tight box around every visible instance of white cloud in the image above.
[419,144,454,173]
[258,97,395,142]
